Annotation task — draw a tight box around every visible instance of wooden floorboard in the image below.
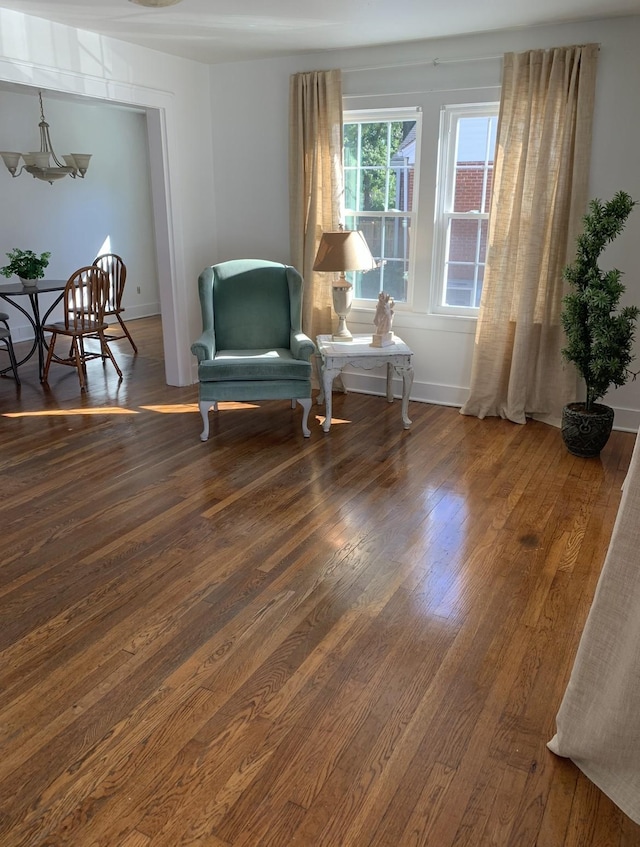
[0,315,639,846]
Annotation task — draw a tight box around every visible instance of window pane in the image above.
[449,218,482,263]
[360,122,389,167]
[484,167,494,214]
[354,266,383,300]
[344,168,358,212]
[475,265,484,307]
[444,218,487,307]
[444,264,485,307]
[350,214,411,303]
[453,116,496,213]
[345,120,417,213]
[354,263,407,302]
[344,123,358,168]
[360,168,388,212]
[479,218,488,261]
[390,162,414,212]
[380,258,409,302]
[445,264,474,307]
[454,164,484,213]
[391,122,416,213]
[354,215,382,257]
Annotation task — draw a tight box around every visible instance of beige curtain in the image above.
[289,69,344,340]
[548,429,640,825]
[460,44,599,425]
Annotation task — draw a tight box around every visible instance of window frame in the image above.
[431,102,499,317]
[343,106,422,311]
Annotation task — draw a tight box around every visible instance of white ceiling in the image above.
[1,0,640,64]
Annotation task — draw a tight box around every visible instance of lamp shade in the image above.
[313,230,376,275]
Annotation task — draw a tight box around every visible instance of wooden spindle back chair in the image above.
[92,253,137,353]
[0,311,20,385]
[42,266,122,390]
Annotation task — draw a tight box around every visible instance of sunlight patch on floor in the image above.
[5,401,311,420]
[3,407,138,418]
[139,403,201,414]
[140,402,260,413]
[316,414,352,426]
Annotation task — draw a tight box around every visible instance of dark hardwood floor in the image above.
[1,315,639,846]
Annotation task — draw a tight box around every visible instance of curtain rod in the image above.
[342,54,503,74]
[342,43,599,75]
[343,85,502,100]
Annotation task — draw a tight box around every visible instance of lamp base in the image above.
[331,282,354,342]
[332,316,353,341]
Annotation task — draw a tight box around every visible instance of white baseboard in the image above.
[610,406,640,433]
[7,304,160,343]
[8,323,34,344]
[119,303,161,321]
[341,370,640,433]
[341,369,467,409]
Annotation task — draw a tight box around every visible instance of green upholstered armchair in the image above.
[191,259,315,442]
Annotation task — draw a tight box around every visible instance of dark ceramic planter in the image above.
[561,402,614,458]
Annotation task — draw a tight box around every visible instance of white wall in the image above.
[0,90,159,340]
[208,15,640,430]
[1,9,638,426]
[0,7,217,385]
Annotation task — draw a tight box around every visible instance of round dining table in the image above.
[0,278,67,380]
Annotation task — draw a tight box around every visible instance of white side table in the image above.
[315,334,414,433]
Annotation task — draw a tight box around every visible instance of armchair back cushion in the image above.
[212,262,294,350]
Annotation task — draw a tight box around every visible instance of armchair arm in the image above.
[191,329,216,362]
[290,330,316,362]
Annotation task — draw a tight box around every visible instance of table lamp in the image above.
[313,229,376,341]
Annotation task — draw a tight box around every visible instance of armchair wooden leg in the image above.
[199,400,217,441]
[297,397,312,438]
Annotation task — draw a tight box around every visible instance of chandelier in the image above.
[0,92,91,185]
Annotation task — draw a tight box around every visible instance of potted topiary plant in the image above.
[560,191,638,457]
[0,248,51,287]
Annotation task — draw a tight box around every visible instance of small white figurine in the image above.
[371,292,395,347]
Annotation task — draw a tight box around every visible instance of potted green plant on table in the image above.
[0,248,51,287]
[561,191,638,457]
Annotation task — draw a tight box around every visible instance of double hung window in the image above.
[343,108,420,305]
[342,102,498,316]
[432,104,499,313]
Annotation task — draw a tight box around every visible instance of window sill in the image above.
[349,305,478,335]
